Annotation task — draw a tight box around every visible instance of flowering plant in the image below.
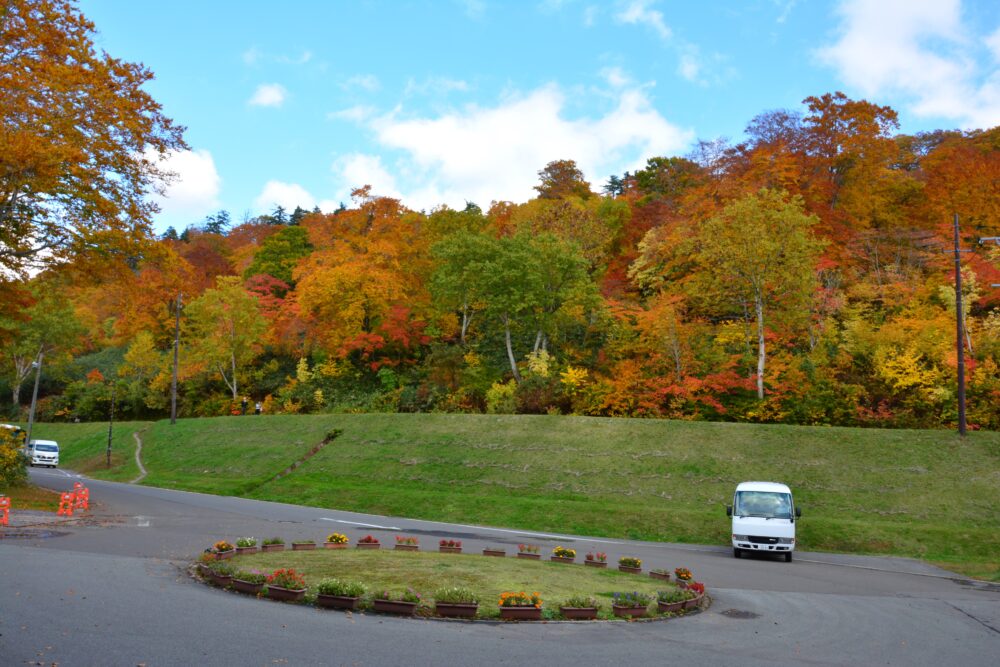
[518,544,540,554]
[395,535,418,546]
[234,569,267,584]
[207,561,235,576]
[561,594,597,608]
[262,537,284,546]
[236,537,257,548]
[212,540,234,553]
[377,588,421,603]
[317,578,366,597]
[585,552,607,562]
[498,591,542,608]
[687,581,705,595]
[612,591,651,607]
[434,587,479,604]
[325,533,348,544]
[657,589,691,603]
[618,556,642,568]
[357,535,380,544]
[439,539,462,548]
[552,546,576,559]
[267,568,307,590]
[674,567,692,581]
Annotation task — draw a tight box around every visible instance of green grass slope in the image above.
[40,414,1000,580]
[30,421,152,482]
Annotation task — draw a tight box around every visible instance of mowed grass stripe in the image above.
[42,414,1000,580]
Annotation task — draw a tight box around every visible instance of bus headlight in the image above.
[732,534,748,541]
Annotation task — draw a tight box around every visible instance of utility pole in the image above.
[106,383,116,468]
[953,214,967,437]
[24,347,44,446]
[171,292,181,425]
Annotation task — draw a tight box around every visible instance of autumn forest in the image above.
[2,1,999,431]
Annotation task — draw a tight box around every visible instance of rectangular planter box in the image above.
[482,549,505,557]
[232,579,264,595]
[499,606,542,620]
[649,571,671,581]
[203,569,232,587]
[267,585,306,602]
[618,565,642,574]
[435,602,478,618]
[657,600,685,613]
[612,605,648,618]
[356,542,381,549]
[291,543,316,551]
[373,599,417,615]
[682,594,704,610]
[439,546,462,554]
[516,552,541,560]
[559,606,598,620]
[584,560,607,568]
[316,594,360,610]
[549,556,575,564]
[394,544,419,551]
[675,580,690,589]
[215,550,235,560]
[324,542,348,549]
[261,544,284,553]
[236,546,259,555]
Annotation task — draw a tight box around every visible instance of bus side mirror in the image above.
[726,505,733,517]
[795,507,802,518]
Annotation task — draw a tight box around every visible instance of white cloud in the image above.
[332,154,402,202]
[248,83,288,108]
[817,0,1000,128]
[334,82,691,211]
[600,66,630,88]
[255,181,316,212]
[678,53,701,82]
[458,0,486,19]
[404,77,471,96]
[327,105,379,123]
[343,74,381,92]
[986,26,1000,62]
[583,5,599,27]
[242,47,261,65]
[151,149,221,219]
[616,1,672,41]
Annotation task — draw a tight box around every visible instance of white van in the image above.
[27,439,60,468]
[726,481,800,562]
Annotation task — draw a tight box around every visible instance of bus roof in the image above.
[735,481,791,494]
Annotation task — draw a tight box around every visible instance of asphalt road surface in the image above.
[2,467,997,666]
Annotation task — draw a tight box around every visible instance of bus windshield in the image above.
[33,443,58,452]
[735,491,792,519]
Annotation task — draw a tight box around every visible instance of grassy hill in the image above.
[35,414,1000,580]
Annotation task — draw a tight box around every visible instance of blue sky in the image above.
[78,0,1000,232]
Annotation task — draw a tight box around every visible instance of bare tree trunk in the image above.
[460,301,471,345]
[532,330,543,353]
[230,351,238,400]
[755,296,766,400]
[503,314,522,383]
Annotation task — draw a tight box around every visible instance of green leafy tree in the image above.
[696,189,825,399]
[185,276,266,400]
[534,159,592,200]
[0,282,82,407]
[243,225,313,286]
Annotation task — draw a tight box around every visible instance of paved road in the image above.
[2,468,997,666]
